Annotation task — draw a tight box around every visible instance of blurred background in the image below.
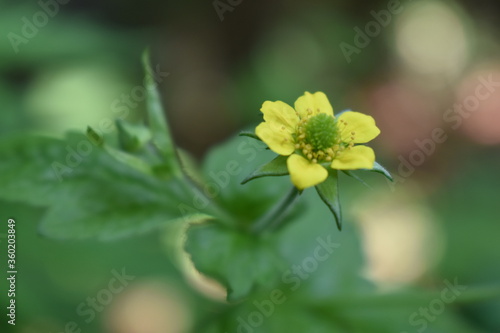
[1,0,500,332]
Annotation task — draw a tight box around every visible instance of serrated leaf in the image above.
[185,223,287,301]
[362,161,393,181]
[0,132,208,240]
[241,155,289,185]
[141,49,181,176]
[86,125,153,176]
[315,169,342,231]
[102,144,154,176]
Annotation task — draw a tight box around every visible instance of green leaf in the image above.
[193,186,489,333]
[141,49,181,176]
[0,132,208,240]
[177,148,205,186]
[362,161,393,181]
[241,155,289,185]
[85,126,104,147]
[115,118,152,152]
[86,125,153,176]
[102,144,154,177]
[201,134,291,228]
[185,223,288,301]
[315,169,342,231]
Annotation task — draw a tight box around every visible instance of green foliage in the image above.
[2,118,498,332]
[141,50,179,174]
[115,118,152,152]
[0,54,206,240]
[0,132,204,240]
[186,223,287,301]
[200,133,292,229]
[1,52,498,333]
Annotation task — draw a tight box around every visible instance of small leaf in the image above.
[141,49,181,176]
[87,125,153,176]
[238,131,262,141]
[315,169,342,231]
[362,161,393,181]
[86,126,104,146]
[115,119,152,152]
[102,145,154,176]
[241,155,289,184]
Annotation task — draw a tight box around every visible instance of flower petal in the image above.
[331,146,375,170]
[287,154,328,190]
[337,111,380,143]
[294,91,334,118]
[260,100,299,131]
[256,122,295,155]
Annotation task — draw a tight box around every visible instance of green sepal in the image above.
[238,131,262,141]
[241,155,289,185]
[362,161,393,182]
[342,170,370,188]
[315,169,342,231]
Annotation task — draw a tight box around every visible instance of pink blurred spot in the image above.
[457,68,500,145]
[364,79,441,155]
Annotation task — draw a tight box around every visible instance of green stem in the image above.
[251,187,300,234]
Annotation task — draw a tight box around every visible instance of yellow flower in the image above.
[256,91,380,190]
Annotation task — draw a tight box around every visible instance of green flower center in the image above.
[304,114,338,151]
[295,112,344,164]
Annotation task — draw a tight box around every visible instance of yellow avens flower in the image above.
[256,91,380,190]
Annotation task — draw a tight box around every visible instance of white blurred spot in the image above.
[352,186,445,287]
[104,280,192,333]
[395,2,469,79]
[25,64,130,134]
